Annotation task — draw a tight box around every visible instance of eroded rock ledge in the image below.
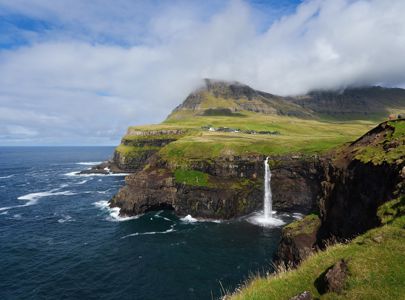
[110,154,324,220]
[276,120,405,267]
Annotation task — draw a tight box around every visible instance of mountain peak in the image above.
[167,79,311,120]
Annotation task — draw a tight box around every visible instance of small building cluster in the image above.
[201,125,280,135]
[388,113,404,120]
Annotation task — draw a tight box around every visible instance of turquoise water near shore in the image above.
[0,147,292,299]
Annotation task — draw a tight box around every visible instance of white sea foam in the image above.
[0,205,21,211]
[154,210,172,221]
[247,211,286,227]
[77,179,89,185]
[180,214,198,223]
[18,190,76,204]
[0,211,8,215]
[76,161,103,166]
[0,174,14,179]
[121,225,176,239]
[58,215,75,223]
[93,200,139,222]
[97,190,109,194]
[180,214,222,224]
[65,171,129,177]
[292,212,304,219]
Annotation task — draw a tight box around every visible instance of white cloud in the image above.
[0,0,405,145]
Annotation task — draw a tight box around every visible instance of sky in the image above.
[0,0,405,146]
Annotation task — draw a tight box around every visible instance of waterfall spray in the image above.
[264,157,272,219]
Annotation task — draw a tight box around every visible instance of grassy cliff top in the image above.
[119,111,376,164]
[227,196,405,300]
[116,81,405,163]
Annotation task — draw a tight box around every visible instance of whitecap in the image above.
[64,171,129,177]
[121,225,176,239]
[180,214,198,223]
[0,211,8,215]
[154,210,172,221]
[180,214,222,224]
[58,215,75,223]
[18,190,76,204]
[76,161,103,166]
[93,200,139,222]
[0,174,14,179]
[77,179,89,185]
[97,189,111,194]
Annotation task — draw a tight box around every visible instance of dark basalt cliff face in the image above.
[317,122,405,241]
[276,120,405,267]
[110,154,324,219]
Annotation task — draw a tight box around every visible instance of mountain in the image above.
[293,86,405,120]
[168,79,405,121]
[168,79,313,119]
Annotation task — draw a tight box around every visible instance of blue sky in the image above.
[0,0,404,145]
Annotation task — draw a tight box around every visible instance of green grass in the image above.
[154,112,375,165]
[118,108,379,166]
[283,214,321,236]
[227,198,405,300]
[174,169,210,187]
[389,120,405,139]
[354,120,405,165]
[115,144,160,158]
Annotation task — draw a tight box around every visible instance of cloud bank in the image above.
[0,0,405,145]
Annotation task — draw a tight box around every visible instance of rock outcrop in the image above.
[110,154,323,219]
[276,120,405,266]
[275,214,321,267]
[318,120,405,242]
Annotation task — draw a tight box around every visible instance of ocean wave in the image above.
[65,171,130,177]
[0,174,14,179]
[180,214,222,224]
[58,215,75,223]
[121,224,176,239]
[0,189,76,212]
[76,161,103,166]
[12,214,22,220]
[180,214,198,223]
[18,190,77,203]
[154,210,172,221]
[93,200,139,222]
[77,179,89,185]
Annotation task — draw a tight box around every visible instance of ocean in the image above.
[0,147,292,299]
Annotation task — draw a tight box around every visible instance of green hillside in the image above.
[227,196,405,300]
[115,80,405,169]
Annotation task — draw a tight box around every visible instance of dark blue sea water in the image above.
[0,147,293,299]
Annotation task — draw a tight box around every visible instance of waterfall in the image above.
[264,157,272,219]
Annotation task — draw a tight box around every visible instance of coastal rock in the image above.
[110,155,323,219]
[316,259,349,294]
[275,214,321,267]
[317,121,405,242]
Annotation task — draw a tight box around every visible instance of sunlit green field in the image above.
[121,112,376,163]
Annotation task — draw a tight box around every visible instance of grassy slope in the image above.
[159,113,374,164]
[228,196,405,300]
[351,120,405,165]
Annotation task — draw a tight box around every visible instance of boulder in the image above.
[289,291,312,300]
